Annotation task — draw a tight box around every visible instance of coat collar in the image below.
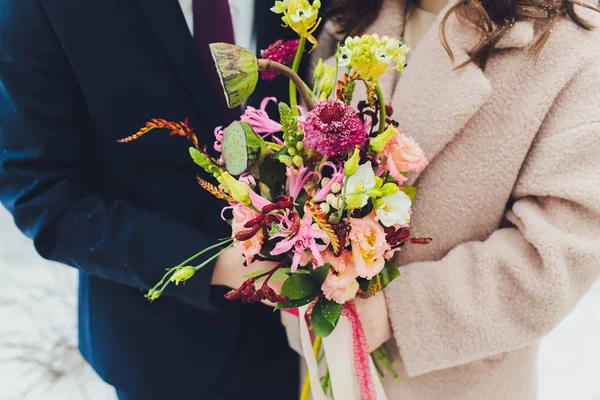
[387,2,535,185]
[134,0,223,129]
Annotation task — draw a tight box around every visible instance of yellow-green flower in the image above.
[316,60,336,100]
[271,0,322,48]
[222,172,252,205]
[170,267,196,285]
[338,34,409,83]
[370,125,398,153]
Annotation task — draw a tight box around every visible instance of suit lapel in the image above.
[134,0,223,129]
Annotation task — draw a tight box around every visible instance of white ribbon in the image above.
[298,305,388,400]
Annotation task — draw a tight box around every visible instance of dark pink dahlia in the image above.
[303,99,367,157]
[260,39,302,81]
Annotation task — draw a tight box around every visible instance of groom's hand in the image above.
[355,294,393,352]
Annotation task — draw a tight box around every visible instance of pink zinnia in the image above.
[260,39,302,81]
[303,100,367,157]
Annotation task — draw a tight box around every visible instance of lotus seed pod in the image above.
[209,43,259,108]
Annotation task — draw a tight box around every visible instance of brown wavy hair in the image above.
[326,0,598,68]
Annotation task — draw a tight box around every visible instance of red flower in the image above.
[260,39,303,81]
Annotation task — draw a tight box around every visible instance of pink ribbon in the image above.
[343,301,376,400]
[284,302,376,400]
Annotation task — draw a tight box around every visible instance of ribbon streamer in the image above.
[297,303,388,400]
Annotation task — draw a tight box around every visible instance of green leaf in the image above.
[258,157,286,197]
[310,298,336,337]
[402,185,418,201]
[275,294,316,310]
[280,274,319,300]
[380,259,401,289]
[310,263,330,286]
[319,298,342,325]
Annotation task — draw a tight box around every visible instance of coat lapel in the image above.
[388,6,535,185]
[134,0,223,128]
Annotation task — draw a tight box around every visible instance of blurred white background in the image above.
[0,206,599,400]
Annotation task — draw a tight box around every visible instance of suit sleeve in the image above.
[384,61,600,376]
[0,0,221,312]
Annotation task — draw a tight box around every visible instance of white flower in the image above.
[345,162,376,209]
[374,48,392,64]
[270,0,289,14]
[375,191,412,227]
[338,46,353,67]
[290,8,313,22]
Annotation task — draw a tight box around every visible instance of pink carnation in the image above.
[348,214,390,279]
[384,133,428,183]
[321,268,360,304]
[260,39,303,81]
[231,203,264,264]
[303,100,367,157]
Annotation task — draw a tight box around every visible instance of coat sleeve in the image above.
[384,60,600,377]
[0,0,221,312]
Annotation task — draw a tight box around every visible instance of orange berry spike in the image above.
[196,176,236,203]
[117,118,199,148]
[306,201,340,254]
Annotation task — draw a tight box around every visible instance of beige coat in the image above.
[284,0,600,398]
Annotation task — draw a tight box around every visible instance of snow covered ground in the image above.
[0,206,599,400]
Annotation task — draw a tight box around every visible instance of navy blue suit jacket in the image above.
[0,1,311,398]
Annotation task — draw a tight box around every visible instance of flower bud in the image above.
[293,155,304,168]
[222,172,252,205]
[370,125,398,153]
[326,193,336,205]
[170,266,196,285]
[145,289,161,302]
[328,214,340,224]
[344,146,361,176]
[365,188,382,198]
[331,182,342,193]
[279,154,294,167]
[313,58,325,80]
[319,202,331,214]
[381,183,400,197]
[321,177,331,188]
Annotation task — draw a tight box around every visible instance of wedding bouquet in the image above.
[119,1,430,399]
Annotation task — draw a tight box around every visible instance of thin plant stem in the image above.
[289,36,307,112]
[193,243,234,271]
[258,59,314,109]
[300,336,323,400]
[375,83,386,135]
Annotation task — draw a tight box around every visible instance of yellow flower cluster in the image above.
[271,0,322,48]
[338,34,410,83]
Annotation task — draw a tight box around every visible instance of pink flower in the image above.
[241,97,283,145]
[286,165,315,201]
[348,214,390,279]
[321,270,360,304]
[213,126,225,153]
[304,100,367,157]
[231,203,264,264]
[313,161,345,203]
[270,208,328,272]
[384,133,428,183]
[260,39,303,81]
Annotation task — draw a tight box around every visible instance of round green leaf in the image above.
[280,274,318,300]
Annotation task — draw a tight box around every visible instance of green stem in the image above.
[289,36,307,113]
[300,335,322,400]
[375,83,386,135]
[265,141,283,152]
[193,243,234,271]
[178,238,233,268]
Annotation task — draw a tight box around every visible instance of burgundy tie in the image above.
[193,0,239,124]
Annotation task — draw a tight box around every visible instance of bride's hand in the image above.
[355,293,393,352]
